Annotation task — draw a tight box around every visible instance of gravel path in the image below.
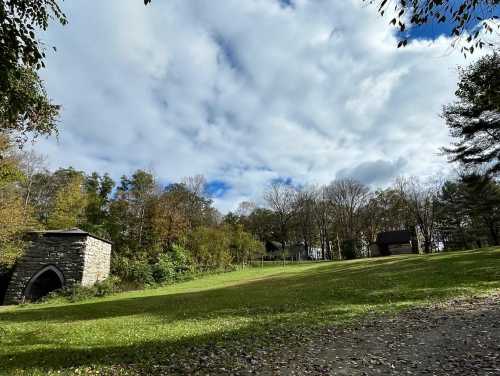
[97,293,500,375]
[253,293,500,376]
[155,293,500,375]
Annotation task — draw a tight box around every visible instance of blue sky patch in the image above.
[214,34,244,73]
[278,0,294,9]
[271,176,294,186]
[405,5,500,41]
[204,180,232,198]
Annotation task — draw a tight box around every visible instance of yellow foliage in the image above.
[47,175,88,230]
[0,190,26,267]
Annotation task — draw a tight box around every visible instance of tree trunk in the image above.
[281,241,286,266]
[336,233,342,260]
[489,223,499,246]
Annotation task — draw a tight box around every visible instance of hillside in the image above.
[1,248,500,375]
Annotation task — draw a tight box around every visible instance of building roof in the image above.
[27,228,113,245]
[376,230,412,245]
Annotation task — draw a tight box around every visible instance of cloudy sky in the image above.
[36,0,486,212]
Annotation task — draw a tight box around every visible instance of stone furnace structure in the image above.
[4,229,112,304]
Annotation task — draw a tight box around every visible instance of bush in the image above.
[188,227,232,271]
[152,254,176,283]
[128,259,154,285]
[44,276,122,303]
[227,225,265,265]
[170,244,193,273]
[94,276,122,297]
[112,256,154,285]
[110,255,129,278]
[152,245,193,284]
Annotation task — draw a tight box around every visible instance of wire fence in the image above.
[246,258,332,268]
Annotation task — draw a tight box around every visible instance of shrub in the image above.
[188,227,232,271]
[44,276,122,303]
[170,244,193,273]
[152,254,176,283]
[112,256,154,285]
[94,276,122,297]
[152,245,193,284]
[111,255,130,279]
[128,259,154,285]
[227,225,265,265]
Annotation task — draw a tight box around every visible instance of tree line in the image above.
[0,143,265,297]
[237,173,499,262]
[1,1,498,297]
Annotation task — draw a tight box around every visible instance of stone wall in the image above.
[3,232,112,305]
[81,236,112,286]
[4,234,87,304]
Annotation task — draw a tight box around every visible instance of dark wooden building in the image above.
[373,230,417,256]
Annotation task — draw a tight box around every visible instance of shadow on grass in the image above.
[0,248,499,372]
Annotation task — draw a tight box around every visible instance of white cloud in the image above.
[35,0,490,213]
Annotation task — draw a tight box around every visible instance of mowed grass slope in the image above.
[1,248,500,374]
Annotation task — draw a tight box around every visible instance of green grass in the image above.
[1,248,500,374]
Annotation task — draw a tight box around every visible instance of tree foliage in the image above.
[0,0,67,71]
[82,172,115,236]
[0,1,65,144]
[188,226,232,271]
[0,67,59,143]
[233,172,500,260]
[368,0,500,53]
[151,188,190,249]
[47,174,88,230]
[442,53,500,175]
[0,136,31,293]
[0,134,23,186]
[436,173,500,248]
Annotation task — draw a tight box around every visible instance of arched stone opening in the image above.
[3,230,112,305]
[24,265,64,302]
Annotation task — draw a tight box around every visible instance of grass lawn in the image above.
[1,248,500,375]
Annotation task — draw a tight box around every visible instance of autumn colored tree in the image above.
[223,221,265,265]
[151,189,190,250]
[0,134,23,186]
[188,226,232,271]
[0,135,32,302]
[47,174,88,230]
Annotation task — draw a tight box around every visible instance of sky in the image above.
[35,0,494,212]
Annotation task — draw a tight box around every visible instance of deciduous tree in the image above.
[396,176,442,252]
[367,0,499,53]
[264,181,297,257]
[47,174,87,230]
[1,1,65,143]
